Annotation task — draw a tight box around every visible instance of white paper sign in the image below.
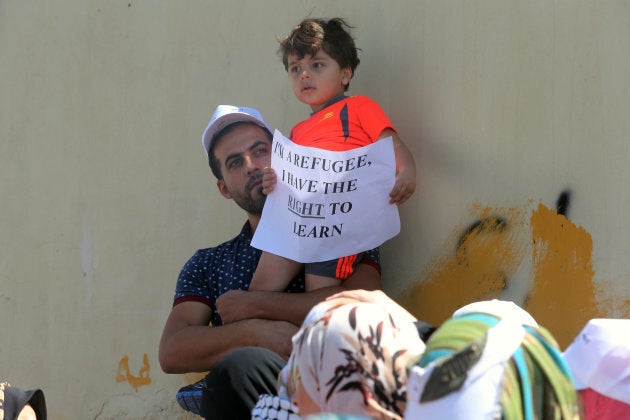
[251,130,400,263]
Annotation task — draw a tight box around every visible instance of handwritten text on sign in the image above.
[251,130,400,263]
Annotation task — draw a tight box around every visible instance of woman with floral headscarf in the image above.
[278,291,426,419]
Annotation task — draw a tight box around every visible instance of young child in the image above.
[249,17,417,293]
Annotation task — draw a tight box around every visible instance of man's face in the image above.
[213,124,272,215]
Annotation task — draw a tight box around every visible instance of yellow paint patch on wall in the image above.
[599,296,630,318]
[594,274,630,319]
[397,205,528,326]
[526,203,599,349]
[116,354,152,393]
[398,201,627,350]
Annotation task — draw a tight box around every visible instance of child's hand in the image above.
[380,129,416,205]
[389,168,416,205]
[261,167,277,195]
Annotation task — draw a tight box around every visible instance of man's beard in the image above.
[231,173,266,215]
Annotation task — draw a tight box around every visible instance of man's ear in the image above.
[217,179,232,199]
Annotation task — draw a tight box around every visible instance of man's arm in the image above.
[158,301,298,373]
[216,259,381,326]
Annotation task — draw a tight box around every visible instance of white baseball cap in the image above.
[563,318,630,404]
[201,105,272,155]
[405,300,578,419]
[405,317,526,419]
[453,299,539,327]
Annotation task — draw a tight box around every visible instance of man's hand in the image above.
[159,300,299,372]
[326,289,394,306]
[217,257,382,328]
[216,289,258,324]
[326,289,417,323]
[251,319,299,360]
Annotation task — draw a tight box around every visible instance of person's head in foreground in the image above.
[405,300,580,419]
[563,318,630,419]
[0,382,47,420]
[281,298,425,419]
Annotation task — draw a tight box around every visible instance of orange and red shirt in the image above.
[290,96,396,151]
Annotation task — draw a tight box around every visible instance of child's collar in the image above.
[311,95,348,115]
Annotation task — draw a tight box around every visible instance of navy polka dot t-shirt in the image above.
[173,222,380,326]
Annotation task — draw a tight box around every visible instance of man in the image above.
[158,105,381,419]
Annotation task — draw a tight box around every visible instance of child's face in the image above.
[287,50,352,113]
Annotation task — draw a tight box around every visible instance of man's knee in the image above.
[201,347,285,420]
[214,346,283,376]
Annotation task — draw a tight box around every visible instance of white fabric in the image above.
[563,318,630,404]
[405,318,525,419]
[201,105,272,155]
[251,394,300,420]
[283,300,424,419]
[453,299,538,327]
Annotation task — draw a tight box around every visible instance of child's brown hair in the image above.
[279,17,360,91]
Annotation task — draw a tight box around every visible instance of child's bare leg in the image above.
[249,251,303,291]
[305,273,341,292]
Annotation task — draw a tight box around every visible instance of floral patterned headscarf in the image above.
[280,299,425,419]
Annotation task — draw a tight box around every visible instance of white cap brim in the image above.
[201,105,272,155]
[563,318,630,403]
[405,318,525,419]
[453,299,539,327]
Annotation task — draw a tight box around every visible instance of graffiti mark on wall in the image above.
[555,189,571,217]
[457,216,507,254]
[397,203,528,326]
[116,353,151,392]
[396,192,630,349]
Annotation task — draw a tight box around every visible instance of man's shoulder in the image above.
[186,223,254,262]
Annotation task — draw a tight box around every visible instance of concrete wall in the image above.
[1,1,628,418]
